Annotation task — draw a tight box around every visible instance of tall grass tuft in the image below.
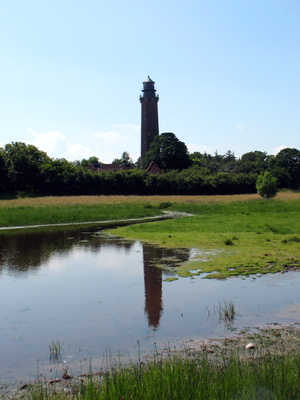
[218,300,235,323]
[49,340,62,362]
[30,349,300,399]
[207,300,236,324]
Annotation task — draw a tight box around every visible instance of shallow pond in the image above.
[0,225,299,383]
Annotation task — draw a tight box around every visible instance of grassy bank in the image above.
[29,355,300,400]
[11,327,300,399]
[109,197,300,278]
[0,203,163,228]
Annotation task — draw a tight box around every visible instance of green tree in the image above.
[190,151,239,174]
[4,142,50,192]
[79,156,101,168]
[41,158,77,195]
[241,150,268,164]
[112,151,132,166]
[224,150,236,162]
[274,148,300,189]
[0,148,9,192]
[238,151,269,173]
[143,132,191,171]
[256,171,278,199]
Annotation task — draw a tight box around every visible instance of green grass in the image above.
[29,349,300,399]
[109,199,300,278]
[0,204,162,227]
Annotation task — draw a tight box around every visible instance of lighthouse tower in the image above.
[140,76,159,167]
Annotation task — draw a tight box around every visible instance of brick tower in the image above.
[140,76,159,167]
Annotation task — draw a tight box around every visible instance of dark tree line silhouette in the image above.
[0,137,299,196]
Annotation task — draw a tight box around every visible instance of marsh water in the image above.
[0,224,300,383]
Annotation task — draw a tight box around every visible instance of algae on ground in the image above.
[108,199,300,279]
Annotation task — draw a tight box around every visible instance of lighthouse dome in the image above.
[142,76,156,97]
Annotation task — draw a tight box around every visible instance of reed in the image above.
[217,300,236,324]
[206,300,236,324]
[49,340,62,362]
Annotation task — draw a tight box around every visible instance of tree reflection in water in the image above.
[0,225,190,331]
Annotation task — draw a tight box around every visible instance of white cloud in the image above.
[65,143,94,161]
[28,129,93,160]
[28,128,67,154]
[94,131,124,145]
[27,122,141,163]
[272,146,288,155]
[94,124,140,162]
[94,123,140,145]
[111,123,140,132]
[236,125,246,131]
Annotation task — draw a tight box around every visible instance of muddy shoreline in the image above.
[1,324,299,399]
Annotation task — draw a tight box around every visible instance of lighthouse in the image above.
[140,76,159,167]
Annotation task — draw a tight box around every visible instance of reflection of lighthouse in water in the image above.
[142,244,191,329]
[143,246,163,329]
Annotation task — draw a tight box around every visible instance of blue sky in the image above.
[1,0,299,163]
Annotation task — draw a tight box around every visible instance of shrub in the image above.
[256,171,278,199]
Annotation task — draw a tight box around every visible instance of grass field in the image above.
[107,194,300,279]
[1,192,300,208]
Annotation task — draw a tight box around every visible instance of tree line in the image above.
[0,137,299,197]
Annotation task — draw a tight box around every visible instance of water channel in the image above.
[0,224,299,383]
